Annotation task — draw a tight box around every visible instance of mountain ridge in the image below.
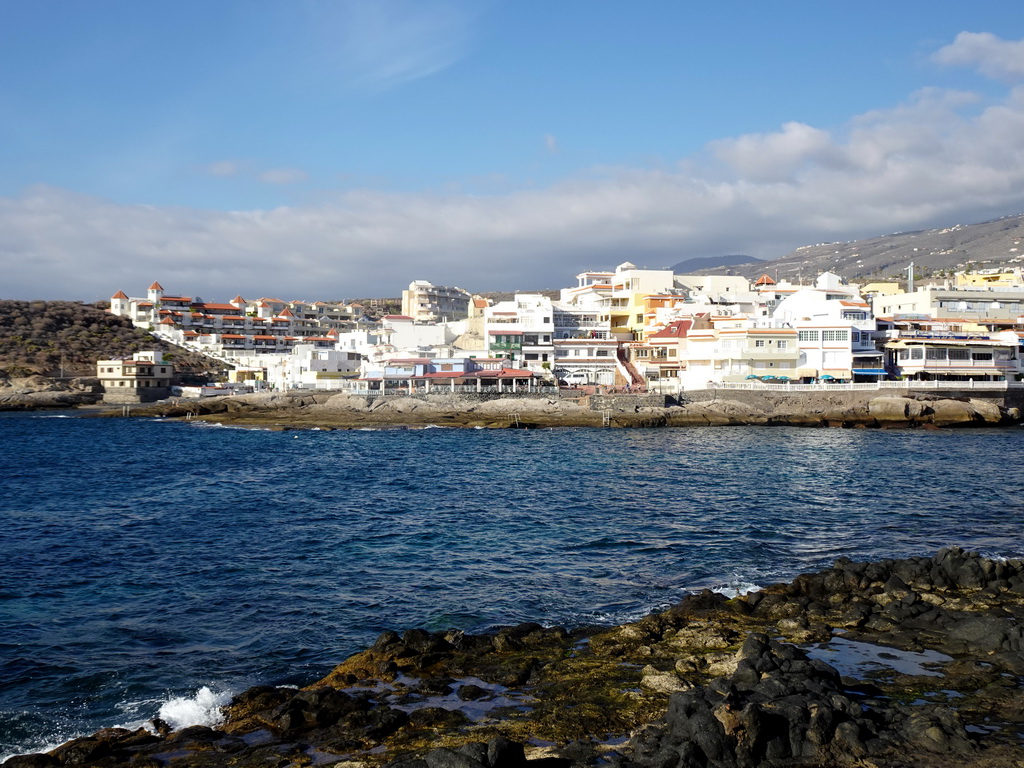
[690,212,1024,282]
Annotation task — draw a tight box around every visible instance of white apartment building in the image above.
[401,280,472,322]
[676,327,800,390]
[772,273,881,380]
[483,294,556,373]
[110,282,365,361]
[872,285,1024,322]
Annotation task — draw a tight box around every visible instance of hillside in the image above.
[669,254,760,273]
[0,300,223,378]
[696,212,1024,283]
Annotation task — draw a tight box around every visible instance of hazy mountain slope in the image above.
[696,213,1024,282]
[669,254,761,273]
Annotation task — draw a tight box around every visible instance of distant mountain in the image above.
[697,213,1024,282]
[669,254,761,273]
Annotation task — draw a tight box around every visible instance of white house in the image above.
[771,273,881,381]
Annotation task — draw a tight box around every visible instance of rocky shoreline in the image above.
[5,547,1023,768]
[3,371,1021,428]
[100,390,1022,430]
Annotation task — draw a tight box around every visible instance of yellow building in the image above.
[955,268,1024,288]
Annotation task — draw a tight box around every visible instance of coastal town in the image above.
[99,264,1024,402]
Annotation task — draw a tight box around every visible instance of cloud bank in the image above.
[5,32,1024,302]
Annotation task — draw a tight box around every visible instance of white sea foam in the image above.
[711,582,763,599]
[156,687,231,731]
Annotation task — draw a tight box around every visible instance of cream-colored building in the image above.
[401,280,472,322]
[97,351,174,403]
[872,286,1024,321]
[955,268,1024,289]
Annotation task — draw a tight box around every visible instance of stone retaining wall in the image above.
[680,387,1021,410]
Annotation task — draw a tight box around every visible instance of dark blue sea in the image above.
[2,411,1023,759]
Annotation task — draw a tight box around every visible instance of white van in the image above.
[560,371,591,386]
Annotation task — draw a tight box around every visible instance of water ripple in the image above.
[2,413,1023,758]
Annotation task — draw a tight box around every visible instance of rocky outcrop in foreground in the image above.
[0,375,100,410]
[114,391,1021,429]
[6,547,1024,768]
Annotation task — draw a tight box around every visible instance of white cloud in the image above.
[544,134,559,154]
[202,161,240,177]
[710,122,837,182]
[7,32,1024,302]
[313,0,478,91]
[259,168,309,185]
[933,31,1024,81]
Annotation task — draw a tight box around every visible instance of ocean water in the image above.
[2,411,1023,759]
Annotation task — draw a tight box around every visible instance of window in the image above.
[911,348,924,360]
[755,340,766,348]
[925,349,947,360]
[668,349,676,357]
[798,330,819,342]
[596,350,610,357]
[972,351,993,361]
[822,330,849,342]
[947,349,969,360]
[777,340,788,350]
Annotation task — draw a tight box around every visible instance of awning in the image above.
[852,368,888,375]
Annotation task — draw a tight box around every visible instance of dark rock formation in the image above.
[621,633,974,768]
[6,548,1023,768]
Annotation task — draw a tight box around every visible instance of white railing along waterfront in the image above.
[701,380,1021,393]
[337,385,564,396]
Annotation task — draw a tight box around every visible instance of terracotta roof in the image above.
[384,314,414,320]
[754,274,777,286]
[840,301,870,307]
[649,320,692,339]
[111,290,129,300]
[232,295,246,303]
[279,308,294,317]
[149,281,164,291]
[159,317,176,325]
[195,302,237,311]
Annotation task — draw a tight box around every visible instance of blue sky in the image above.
[3,1,1024,300]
